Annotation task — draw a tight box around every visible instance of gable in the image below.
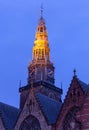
[64,76,87,106]
[56,75,89,130]
[14,89,53,130]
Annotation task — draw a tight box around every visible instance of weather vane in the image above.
[73,68,77,76]
[41,3,43,17]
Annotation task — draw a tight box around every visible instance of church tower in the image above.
[19,9,62,111]
[28,11,54,85]
[14,9,63,130]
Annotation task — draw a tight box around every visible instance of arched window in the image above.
[39,49,41,54]
[63,107,81,130]
[20,115,41,130]
[34,50,35,55]
[48,93,55,99]
[42,49,44,59]
[40,27,43,32]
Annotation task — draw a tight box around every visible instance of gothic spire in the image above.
[32,10,50,62]
[28,10,55,85]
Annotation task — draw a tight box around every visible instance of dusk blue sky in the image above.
[0,0,89,108]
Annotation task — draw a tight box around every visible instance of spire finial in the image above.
[41,3,43,17]
[73,68,77,77]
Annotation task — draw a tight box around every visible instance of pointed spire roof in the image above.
[28,8,55,85]
[38,16,45,26]
[38,4,45,26]
[72,69,89,93]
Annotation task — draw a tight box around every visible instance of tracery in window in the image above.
[63,107,81,130]
[20,115,41,130]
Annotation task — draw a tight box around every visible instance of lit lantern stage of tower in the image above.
[28,10,55,85]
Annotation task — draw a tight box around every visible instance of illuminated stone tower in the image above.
[28,11,54,85]
[13,10,63,130]
[19,9,62,112]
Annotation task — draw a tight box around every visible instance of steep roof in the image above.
[35,93,62,125]
[78,80,89,93]
[0,102,19,130]
[71,74,89,94]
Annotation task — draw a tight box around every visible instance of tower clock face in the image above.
[47,68,54,78]
[47,68,54,84]
[20,115,41,130]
